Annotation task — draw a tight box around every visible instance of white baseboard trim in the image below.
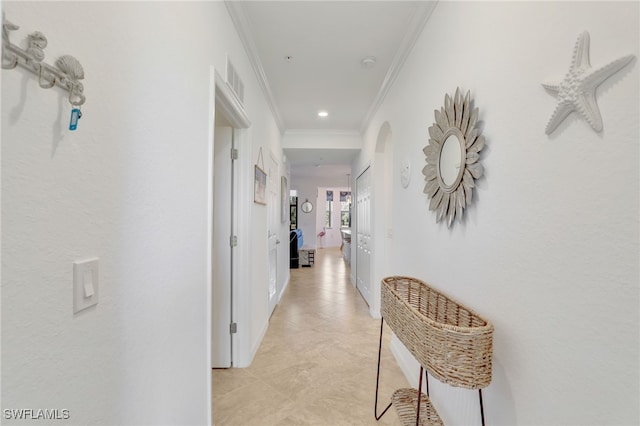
[237,276,290,367]
[277,276,290,303]
[245,320,269,367]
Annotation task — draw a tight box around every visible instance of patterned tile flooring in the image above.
[212,248,408,425]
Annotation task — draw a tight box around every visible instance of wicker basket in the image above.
[391,388,443,426]
[381,276,493,389]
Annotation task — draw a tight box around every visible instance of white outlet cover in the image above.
[73,258,99,313]
[400,158,411,188]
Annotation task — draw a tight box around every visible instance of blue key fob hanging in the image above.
[69,108,82,131]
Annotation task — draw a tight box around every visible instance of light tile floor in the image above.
[212,248,409,425]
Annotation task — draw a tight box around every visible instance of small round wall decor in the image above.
[422,88,485,227]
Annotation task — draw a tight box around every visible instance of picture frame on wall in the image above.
[281,176,288,223]
[254,165,267,205]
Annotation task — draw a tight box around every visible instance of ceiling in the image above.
[286,148,361,179]
[226,1,436,177]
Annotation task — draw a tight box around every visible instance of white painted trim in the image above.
[285,129,362,137]
[278,275,290,303]
[370,123,393,321]
[359,2,437,134]
[225,1,285,133]
[215,70,251,129]
[233,128,253,369]
[205,66,216,426]
[240,319,269,369]
[211,68,253,370]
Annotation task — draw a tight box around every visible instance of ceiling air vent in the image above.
[226,56,245,106]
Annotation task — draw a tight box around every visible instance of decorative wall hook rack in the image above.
[2,13,86,107]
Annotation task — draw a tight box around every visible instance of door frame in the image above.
[207,66,251,423]
[211,124,234,369]
[370,122,393,318]
[355,165,373,306]
[266,149,279,317]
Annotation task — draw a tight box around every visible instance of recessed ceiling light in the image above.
[318,111,328,117]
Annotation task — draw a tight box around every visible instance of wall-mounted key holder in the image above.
[69,108,81,131]
[2,12,86,129]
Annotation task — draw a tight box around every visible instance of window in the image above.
[325,191,333,228]
[340,191,351,227]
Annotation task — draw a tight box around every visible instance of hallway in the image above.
[212,248,408,425]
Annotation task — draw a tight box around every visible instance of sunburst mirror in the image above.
[422,88,485,227]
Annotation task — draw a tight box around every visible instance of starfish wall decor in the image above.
[543,31,634,135]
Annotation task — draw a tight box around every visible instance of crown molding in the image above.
[284,129,362,137]
[359,1,438,135]
[225,1,286,134]
[226,1,437,136]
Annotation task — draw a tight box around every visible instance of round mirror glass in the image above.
[301,201,313,213]
[439,134,463,187]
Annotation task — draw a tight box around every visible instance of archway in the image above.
[370,122,393,317]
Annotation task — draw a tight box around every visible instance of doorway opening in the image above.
[209,69,250,372]
[211,116,235,368]
[371,121,393,317]
[356,166,372,306]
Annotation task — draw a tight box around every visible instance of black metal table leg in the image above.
[479,389,486,426]
[375,318,392,420]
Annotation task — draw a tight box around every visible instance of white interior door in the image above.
[267,152,279,316]
[356,167,372,306]
[212,125,233,368]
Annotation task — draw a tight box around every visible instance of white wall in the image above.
[1,2,284,424]
[358,1,639,425]
[290,174,353,249]
[245,135,288,362]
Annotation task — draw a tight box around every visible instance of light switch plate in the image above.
[73,258,99,313]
